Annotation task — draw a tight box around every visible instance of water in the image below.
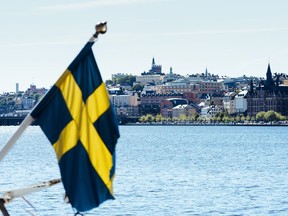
[0,125,288,215]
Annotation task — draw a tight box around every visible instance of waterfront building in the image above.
[200,105,222,119]
[200,106,210,119]
[212,96,224,108]
[22,96,35,109]
[14,97,22,110]
[247,64,288,116]
[110,92,140,107]
[140,93,183,115]
[109,91,140,116]
[113,106,140,117]
[160,98,188,118]
[234,90,248,114]
[172,104,196,119]
[222,92,237,114]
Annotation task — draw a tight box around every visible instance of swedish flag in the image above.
[30,42,120,212]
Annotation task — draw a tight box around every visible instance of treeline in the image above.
[106,75,136,86]
[0,92,43,114]
[138,110,287,123]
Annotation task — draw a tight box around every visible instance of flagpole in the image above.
[0,115,34,162]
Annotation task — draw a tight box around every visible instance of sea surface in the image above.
[0,125,287,216]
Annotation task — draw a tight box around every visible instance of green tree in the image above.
[113,75,136,86]
[222,116,230,123]
[256,111,265,121]
[275,112,285,121]
[34,93,43,104]
[210,116,217,123]
[193,113,200,121]
[235,116,241,122]
[172,117,178,122]
[246,115,251,121]
[105,80,113,85]
[0,97,7,106]
[155,114,163,122]
[198,117,204,122]
[219,112,225,120]
[145,114,154,123]
[166,117,172,122]
[139,115,146,123]
[179,114,187,121]
[264,110,277,122]
[223,109,229,117]
[131,83,144,92]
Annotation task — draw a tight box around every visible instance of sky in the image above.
[1,0,288,93]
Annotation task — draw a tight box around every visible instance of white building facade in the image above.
[234,90,248,114]
[136,75,164,85]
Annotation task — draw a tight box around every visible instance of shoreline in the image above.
[0,116,286,127]
[124,122,288,126]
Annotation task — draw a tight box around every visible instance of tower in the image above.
[152,57,156,67]
[266,63,274,87]
[249,79,253,93]
[149,57,162,74]
[16,83,19,93]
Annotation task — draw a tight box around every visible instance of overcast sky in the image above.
[1,0,288,93]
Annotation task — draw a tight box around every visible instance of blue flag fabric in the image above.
[31,42,120,212]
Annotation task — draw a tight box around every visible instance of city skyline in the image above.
[1,0,288,93]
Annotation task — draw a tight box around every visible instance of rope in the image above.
[21,196,36,216]
[21,196,36,211]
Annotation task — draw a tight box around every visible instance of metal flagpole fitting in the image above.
[94,21,107,38]
[89,21,107,42]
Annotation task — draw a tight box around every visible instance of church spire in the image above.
[249,79,254,93]
[266,63,274,87]
[266,63,272,79]
[152,57,155,66]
